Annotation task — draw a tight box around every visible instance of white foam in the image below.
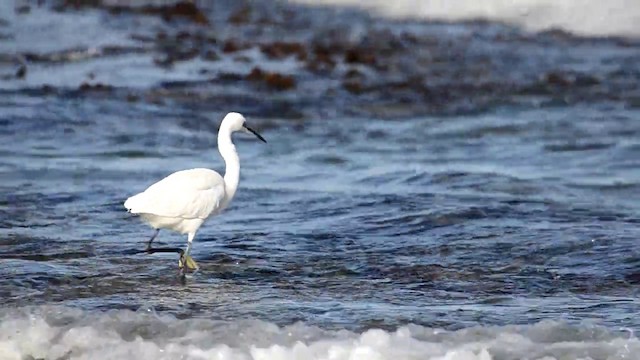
[290,0,640,38]
[0,306,638,360]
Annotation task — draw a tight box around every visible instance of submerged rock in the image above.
[246,67,296,91]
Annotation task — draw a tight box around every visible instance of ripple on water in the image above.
[544,141,616,152]
[305,153,349,165]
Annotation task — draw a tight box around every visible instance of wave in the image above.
[290,0,640,38]
[1,306,638,360]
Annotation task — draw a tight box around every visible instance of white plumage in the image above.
[124,112,266,273]
[125,169,225,220]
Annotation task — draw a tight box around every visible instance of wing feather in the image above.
[124,168,226,219]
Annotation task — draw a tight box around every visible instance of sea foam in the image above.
[291,0,640,38]
[0,306,637,360]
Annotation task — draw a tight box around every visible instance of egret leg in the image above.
[179,232,199,275]
[137,229,182,256]
[147,229,160,249]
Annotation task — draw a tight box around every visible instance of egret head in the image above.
[222,112,267,143]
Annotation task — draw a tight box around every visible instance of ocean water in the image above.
[1,1,640,359]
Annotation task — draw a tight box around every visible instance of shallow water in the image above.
[1,1,640,359]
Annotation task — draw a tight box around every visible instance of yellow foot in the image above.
[178,254,199,272]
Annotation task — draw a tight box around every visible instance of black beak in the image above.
[244,125,267,143]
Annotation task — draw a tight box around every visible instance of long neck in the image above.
[218,127,240,208]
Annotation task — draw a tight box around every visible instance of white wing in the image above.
[124,168,226,219]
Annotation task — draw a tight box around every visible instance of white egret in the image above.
[124,112,266,274]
